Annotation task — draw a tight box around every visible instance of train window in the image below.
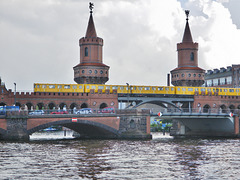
[213,89,215,92]
[145,87,150,90]
[42,85,46,88]
[37,85,40,88]
[182,88,186,91]
[131,87,134,90]
[165,88,169,91]
[79,85,82,89]
[224,89,227,92]
[188,88,193,91]
[113,86,118,90]
[106,86,110,89]
[237,89,239,92]
[49,85,55,89]
[58,85,62,89]
[229,89,234,92]
[220,89,222,92]
[99,86,104,89]
[177,88,180,91]
[92,86,96,89]
[171,88,174,91]
[152,87,156,90]
[201,88,205,91]
[139,87,142,90]
[64,85,70,89]
[120,86,124,90]
[158,87,164,91]
[86,85,89,89]
[73,85,77,89]
[195,88,198,91]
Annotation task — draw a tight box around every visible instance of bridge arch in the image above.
[28,119,119,138]
[99,103,107,109]
[203,104,211,113]
[81,103,88,108]
[26,102,33,111]
[0,102,6,106]
[229,104,235,113]
[48,102,56,110]
[133,100,178,109]
[220,104,227,113]
[59,103,67,109]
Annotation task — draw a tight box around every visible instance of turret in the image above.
[73,2,109,84]
[170,10,205,87]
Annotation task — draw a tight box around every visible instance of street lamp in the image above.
[14,83,16,106]
[126,83,129,106]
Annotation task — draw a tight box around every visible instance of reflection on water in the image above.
[0,132,239,179]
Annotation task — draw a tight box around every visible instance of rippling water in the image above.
[0,132,240,179]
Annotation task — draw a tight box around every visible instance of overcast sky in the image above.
[0,0,240,91]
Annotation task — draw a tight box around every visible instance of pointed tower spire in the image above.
[182,10,193,43]
[85,2,97,38]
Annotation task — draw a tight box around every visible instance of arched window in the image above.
[190,52,194,61]
[85,47,88,56]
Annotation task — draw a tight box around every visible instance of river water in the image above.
[0,132,240,179]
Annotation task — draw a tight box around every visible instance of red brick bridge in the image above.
[0,109,151,141]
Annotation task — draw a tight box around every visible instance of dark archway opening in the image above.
[37,103,44,110]
[26,102,33,111]
[0,102,6,106]
[229,105,235,113]
[220,105,227,113]
[48,103,56,110]
[203,104,210,113]
[81,103,88,108]
[99,103,107,109]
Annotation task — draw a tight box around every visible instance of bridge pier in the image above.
[2,112,29,141]
[117,109,152,139]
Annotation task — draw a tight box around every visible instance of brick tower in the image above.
[73,3,109,84]
[171,10,205,87]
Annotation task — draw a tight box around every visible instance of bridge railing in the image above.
[151,108,240,116]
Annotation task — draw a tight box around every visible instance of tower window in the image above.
[85,47,88,56]
[190,52,194,61]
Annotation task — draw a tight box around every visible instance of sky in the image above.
[0,0,240,92]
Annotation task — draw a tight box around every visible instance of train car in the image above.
[34,83,85,93]
[217,87,240,96]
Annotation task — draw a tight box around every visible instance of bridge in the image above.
[151,108,240,137]
[0,109,151,141]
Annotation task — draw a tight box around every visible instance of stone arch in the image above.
[27,119,119,138]
[237,105,240,109]
[70,103,78,110]
[99,103,107,109]
[229,105,235,113]
[59,103,67,110]
[36,103,44,110]
[203,104,211,113]
[48,102,56,110]
[0,102,6,106]
[81,103,88,108]
[16,102,21,108]
[220,104,227,113]
[26,102,33,111]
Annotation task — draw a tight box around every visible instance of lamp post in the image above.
[14,83,16,106]
[126,83,129,106]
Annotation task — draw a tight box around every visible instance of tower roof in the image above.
[182,10,193,43]
[85,11,97,38]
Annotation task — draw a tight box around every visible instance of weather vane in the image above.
[89,2,94,13]
[185,10,190,21]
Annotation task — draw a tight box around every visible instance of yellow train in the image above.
[34,83,240,96]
